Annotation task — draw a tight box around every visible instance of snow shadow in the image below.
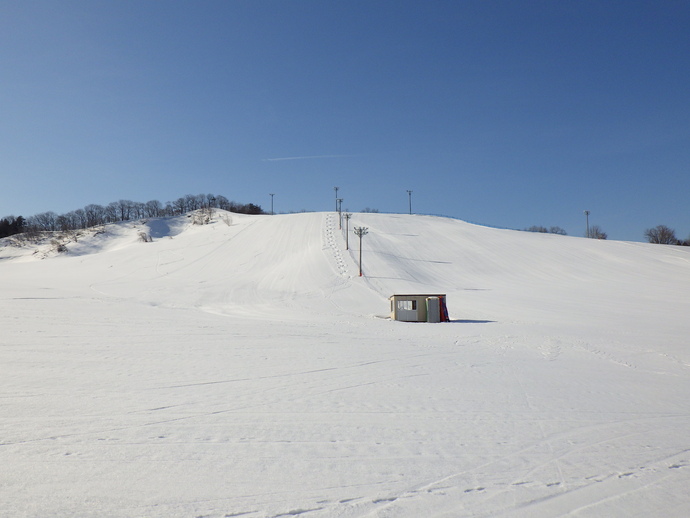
[147,219,172,238]
[449,319,496,324]
[146,218,188,239]
[370,250,452,264]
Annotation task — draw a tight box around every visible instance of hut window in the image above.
[397,300,417,311]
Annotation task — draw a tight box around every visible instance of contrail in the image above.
[262,154,356,162]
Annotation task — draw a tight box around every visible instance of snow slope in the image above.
[1,211,689,518]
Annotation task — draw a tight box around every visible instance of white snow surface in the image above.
[2,211,689,518]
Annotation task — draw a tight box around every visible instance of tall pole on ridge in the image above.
[269,193,275,215]
[354,226,368,276]
[407,190,413,215]
[337,198,343,229]
[334,186,339,212]
[584,210,590,238]
[344,213,352,250]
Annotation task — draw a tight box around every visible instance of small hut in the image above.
[389,294,449,322]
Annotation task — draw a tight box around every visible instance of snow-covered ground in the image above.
[2,211,689,518]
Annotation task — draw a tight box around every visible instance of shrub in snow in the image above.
[588,225,607,240]
[191,211,211,225]
[51,239,68,253]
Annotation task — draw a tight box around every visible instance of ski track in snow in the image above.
[1,211,690,517]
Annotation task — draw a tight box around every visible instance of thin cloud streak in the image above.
[262,154,357,162]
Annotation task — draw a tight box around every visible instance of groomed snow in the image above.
[1,211,689,517]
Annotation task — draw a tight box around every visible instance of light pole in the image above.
[354,226,368,276]
[344,213,352,250]
[334,186,339,212]
[407,190,413,215]
[584,210,590,238]
[337,198,343,229]
[269,193,275,215]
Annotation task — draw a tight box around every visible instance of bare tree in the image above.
[56,212,78,231]
[28,211,58,231]
[73,209,87,229]
[116,200,134,221]
[644,225,678,244]
[132,201,146,220]
[105,202,119,223]
[215,195,230,211]
[201,193,217,208]
[172,197,186,215]
[588,225,607,240]
[525,226,567,235]
[144,200,163,218]
[185,194,203,211]
[55,214,70,232]
[84,204,105,228]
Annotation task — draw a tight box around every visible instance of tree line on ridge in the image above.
[1,196,687,246]
[0,193,263,238]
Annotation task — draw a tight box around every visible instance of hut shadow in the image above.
[449,319,496,324]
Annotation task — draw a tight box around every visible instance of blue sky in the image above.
[2,0,689,242]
